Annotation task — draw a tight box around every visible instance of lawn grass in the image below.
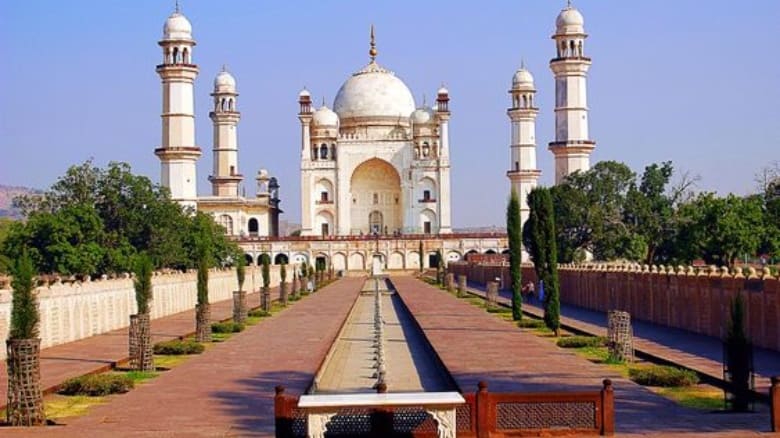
[211,332,232,342]
[245,316,263,326]
[154,354,188,369]
[44,394,107,420]
[655,385,724,411]
[121,370,159,383]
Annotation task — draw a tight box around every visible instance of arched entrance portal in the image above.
[350,158,402,235]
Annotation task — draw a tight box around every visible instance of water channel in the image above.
[313,277,453,394]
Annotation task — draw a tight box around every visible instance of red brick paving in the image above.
[468,282,780,396]
[2,278,363,437]
[391,276,773,437]
[0,288,275,409]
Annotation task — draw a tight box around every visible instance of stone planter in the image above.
[6,338,45,426]
[280,282,288,306]
[129,313,154,372]
[233,290,247,324]
[446,273,455,294]
[262,287,271,312]
[457,275,467,298]
[196,303,211,342]
[486,281,499,311]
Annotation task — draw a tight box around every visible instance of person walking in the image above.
[537,279,545,305]
[525,280,535,304]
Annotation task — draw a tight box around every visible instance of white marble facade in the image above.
[298,29,453,237]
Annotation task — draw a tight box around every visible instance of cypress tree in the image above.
[131,253,154,371]
[261,256,270,289]
[526,187,560,335]
[7,250,45,426]
[9,251,38,339]
[197,256,209,306]
[236,253,245,292]
[507,188,523,320]
[133,253,153,315]
[725,291,751,411]
[418,240,424,272]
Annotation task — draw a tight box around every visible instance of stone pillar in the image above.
[457,274,467,298]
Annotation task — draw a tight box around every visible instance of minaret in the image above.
[506,65,541,231]
[298,88,314,235]
[548,2,595,184]
[436,85,452,234]
[155,6,201,209]
[208,67,242,197]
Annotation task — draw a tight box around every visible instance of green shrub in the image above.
[248,309,271,318]
[517,318,545,329]
[211,321,245,333]
[629,365,699,387]
[556,336,607,349]
[58,373,134,396]
[152,339,205,355]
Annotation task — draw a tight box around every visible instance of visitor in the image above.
[524,280,535,303]
[537,279,545,304]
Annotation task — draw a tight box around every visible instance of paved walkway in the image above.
[392,277,772,436]
[4,278,363,437]
[467,281,780,395]
[0,287,276,409]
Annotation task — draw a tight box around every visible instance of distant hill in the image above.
[0,184,40,219]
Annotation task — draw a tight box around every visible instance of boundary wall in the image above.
[448,262,780,353]
[0,266,281,359]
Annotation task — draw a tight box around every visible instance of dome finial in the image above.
[222,64,228,72]
[521,57,525,69]
[422,94,427,106]
[321,96,326,107]
[175,0,181,13]
[369,24,378,61]
[567,0,572,7]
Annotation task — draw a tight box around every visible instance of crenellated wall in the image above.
[448,262,780,353]
[0,266,281,359]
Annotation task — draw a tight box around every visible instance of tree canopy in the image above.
[551,160,777,267]
[2,160,240,276]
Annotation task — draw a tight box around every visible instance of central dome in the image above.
[333,61,415,121]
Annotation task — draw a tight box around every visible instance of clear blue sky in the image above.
[1,0,777,227]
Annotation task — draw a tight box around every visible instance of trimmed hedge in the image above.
[556,336,607,349]
[517,318,545,329]
[248,309,271,318]
[58,373,134,396]
[153,339,205,355]
[629,365,699,387]
[211,321,245,334]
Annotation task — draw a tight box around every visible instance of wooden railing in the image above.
[458,380,614,437]
[274,379,614,437]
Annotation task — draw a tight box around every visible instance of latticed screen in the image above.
[495,401,596,430]
[290,408,307,437]
[392,407,437,432]
[456,402,472,431]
